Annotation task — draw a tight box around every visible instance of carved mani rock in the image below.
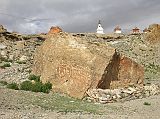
[48,26,62,34]
[32,33,144,99]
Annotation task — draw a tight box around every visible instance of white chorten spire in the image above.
[96,20,104,34]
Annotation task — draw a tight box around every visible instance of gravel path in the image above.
[0,87,160,119]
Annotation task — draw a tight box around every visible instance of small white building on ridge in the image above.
[96,20,104,34]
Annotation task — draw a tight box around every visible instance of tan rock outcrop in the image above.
[32,33,144,99]
[146,24,160,44]
[48,26,62,34]
[0,25,7,33]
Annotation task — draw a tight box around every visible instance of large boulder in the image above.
[32,33,144,99]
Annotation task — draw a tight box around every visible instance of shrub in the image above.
[28,74,40,82]
[144,102,151,106]
[0,63,11,69]
[16,61,26,64]
[0,81,8,85]
[31,82,43,92]
[4,63,11,67]
[41,85,50,93]
[3,63,11,67]
[7,83,19,90]
[20,81,33,91]
[41,82,52,93]
[18,78,52,93]
[44,82,52,90]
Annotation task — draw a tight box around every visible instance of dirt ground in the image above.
[0,87,160,119]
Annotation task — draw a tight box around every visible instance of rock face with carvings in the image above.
[32,32,144,99]
[48,26,62,34]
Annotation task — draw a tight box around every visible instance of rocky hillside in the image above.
[0,25,45,83]
[0,33,45,64]
[0,24,160,119]
[106,25,160,82]
[0,24,160,95]
[72,28,160,83]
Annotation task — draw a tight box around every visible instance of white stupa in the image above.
[96,20,104,34]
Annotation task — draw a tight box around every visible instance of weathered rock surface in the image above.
[0,25,7,33]
[33,32,115,99]
[146,24,160,44]
[32,33,144,99]
[97,53,144,89]
[48,26,62,34]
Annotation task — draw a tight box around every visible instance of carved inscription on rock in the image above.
[56,61,91,82]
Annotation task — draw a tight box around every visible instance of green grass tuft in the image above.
[32,93,105,114]
[7,83,19,90]
[0,63,11,69]
[16,61,26,64]
[20,79,52,94]
[20,81,33,91]
[144,102,151,106]
[0,81,8,85]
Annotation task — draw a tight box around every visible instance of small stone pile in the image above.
[86,84,160,104]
